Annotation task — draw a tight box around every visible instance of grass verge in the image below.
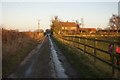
[52,36,111,78]
[2,41,38,78]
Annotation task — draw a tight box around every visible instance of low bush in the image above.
[2,28,44,77]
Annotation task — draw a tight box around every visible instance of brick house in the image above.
[59,21,79,34]
[51,16,79,34]
[60,21,78,30]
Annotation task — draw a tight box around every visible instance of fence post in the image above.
[111,43,115,76]
[73,36,75,47]
[84,38,86,55]
[78,37,81,49]
[71,36,73,46]
[70,37,71,44]
[85,37,87,45]
[78,37,80,48]
[93,38,96,64]
[69,36,70,45]
[84,45,86,55]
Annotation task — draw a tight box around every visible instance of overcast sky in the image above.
[1,1,118,31]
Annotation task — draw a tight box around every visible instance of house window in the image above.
[62,27,64,29]
[71,27,76,30]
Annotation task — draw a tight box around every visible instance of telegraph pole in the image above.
[38,20,40,33]
[81,18,84,28]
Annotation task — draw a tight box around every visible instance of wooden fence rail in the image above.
[56,35,120,76]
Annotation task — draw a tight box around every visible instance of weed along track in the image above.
[8,37,49,78]
[6,35,79,78]
[4,30,120,78]
[53,35,120,78]
[49,36,68,78]
[4,33,120,78]
[2,2,120,79]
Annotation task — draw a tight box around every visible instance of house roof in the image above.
[59,22,77,27]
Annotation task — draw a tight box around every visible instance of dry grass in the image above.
[2,29,43,59]
[52,36,109,78]
[2,28,44,77]
[54,34,120,78]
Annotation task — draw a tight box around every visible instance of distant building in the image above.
[60,21,78,30]
[98,29,120,33]
[59,21,78,34]
[51,17,78,34]
[78,28,96,33]
[51,16,97,35]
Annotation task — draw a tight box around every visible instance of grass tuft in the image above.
[52,36,111,78]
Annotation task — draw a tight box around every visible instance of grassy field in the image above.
[63,36,120,62]
[2,29,44,78]
[52,36,112,78]
[54,34,120,77]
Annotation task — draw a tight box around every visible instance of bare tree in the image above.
[109,14,120,33]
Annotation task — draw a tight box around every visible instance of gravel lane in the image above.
[8,36,55,78]
[8,35,79,78]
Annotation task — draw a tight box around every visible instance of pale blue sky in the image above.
[2,2,118,31]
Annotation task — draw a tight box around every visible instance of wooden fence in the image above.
[55,35,120,77]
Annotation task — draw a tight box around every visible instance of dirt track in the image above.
[8,36,79,78]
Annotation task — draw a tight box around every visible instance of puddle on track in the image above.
[49,36,68,78]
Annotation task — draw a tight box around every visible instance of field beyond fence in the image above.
[54,34,120,78]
